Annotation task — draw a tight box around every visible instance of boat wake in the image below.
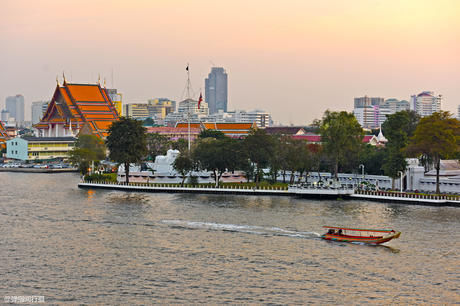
[161,220,321,239]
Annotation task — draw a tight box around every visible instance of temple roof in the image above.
[35,81,119,138]
[0,121,9,148]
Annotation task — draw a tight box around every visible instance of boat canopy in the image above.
[323,226,395,233]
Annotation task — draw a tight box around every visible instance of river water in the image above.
[1,172,459,304]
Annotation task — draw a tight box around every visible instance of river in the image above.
[1,172,458,304]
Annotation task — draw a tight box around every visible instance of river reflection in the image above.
[1,173,458,304]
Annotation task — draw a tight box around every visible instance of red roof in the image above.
[292,135,321,142]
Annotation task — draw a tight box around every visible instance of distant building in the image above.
[145,126,201,141]
[5,94,25,125]
[457,105,460,121]
[175,122,257,138]
[31,101,49,125]
[147,98,176,119]
[106,88,122,116]
[410,91,442,117]
[1,110,10,122]
[124,103,149,120]
[382,98,410,113]
[6,136,75,161]
[34,80,119,138]
[205,67,228,114]
[354,96,384,108]
[201,109,273,128]
[353,96,387,129]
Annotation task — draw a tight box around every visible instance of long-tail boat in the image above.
[321,226,401,244]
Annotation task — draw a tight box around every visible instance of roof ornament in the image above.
[103,78,106,88]
[98,74,101,85]
[62,72,66,84]
[56,75,60,86]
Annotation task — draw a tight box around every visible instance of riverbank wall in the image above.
[0,168,78,173]
[78,181,460,207]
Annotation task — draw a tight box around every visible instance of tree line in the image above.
[72,110,460,193]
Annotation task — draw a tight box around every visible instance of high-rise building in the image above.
[353,96,386,129]
[382,98,410,113]
[457,105,460,121]
[5,94,25,125]
[354,96,384,108]
[31,101,49,125]
[1,110,10,122]
[205,67,228,114]
[410,91,442,117]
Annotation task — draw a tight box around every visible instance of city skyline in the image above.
[1,0,459,124]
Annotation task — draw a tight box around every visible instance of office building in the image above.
[205,67,228,114]
[31,101,49,125]
[5,94,25,125]
[354,96,384,108]
[382,98,410,113]
[147,98,176,119]
[106,89,123,116]
[410,91,442,117]
[6,136,76,161]
[124,103,149,119]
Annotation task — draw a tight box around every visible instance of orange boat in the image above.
[321,226,401,244]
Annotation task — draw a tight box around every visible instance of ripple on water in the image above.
[0,172,459,304]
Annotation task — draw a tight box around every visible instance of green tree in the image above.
[319,110,364,179]
[193,137,240,186]
[407,111,460,193]
[198,129,226,139]
[143,117,155,127]
[381,111,420,188]
[69,134,106,175]
[358,145,385,175]
[171,138,188,153]
[172,152,194,186]
[243,129,275,184]
[146,133,169,161]
[106,117,147,183]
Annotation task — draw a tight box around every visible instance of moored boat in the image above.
[321,226,401,244]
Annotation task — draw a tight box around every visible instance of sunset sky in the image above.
[1,0,459,124]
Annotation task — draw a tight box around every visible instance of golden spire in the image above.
[98,74,101,85]
[103,78,106,88]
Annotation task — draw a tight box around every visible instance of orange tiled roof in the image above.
[66,84,106,102]
[215,123,255,130]
[175,123,202,129]
[35,81,119,138]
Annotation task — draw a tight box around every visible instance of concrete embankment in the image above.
[0,168,78,173]
[77,181,460,207]
[78,181,290,196]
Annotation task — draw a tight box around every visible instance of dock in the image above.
[78,181,460,207]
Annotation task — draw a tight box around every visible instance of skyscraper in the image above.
[5,94,24,125]
[410,91,442,117]
[31,101,49,125]
[205,67,228,114]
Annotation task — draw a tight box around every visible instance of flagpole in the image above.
[186,64,191,152]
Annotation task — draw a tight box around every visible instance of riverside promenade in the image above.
[78,181,460,207]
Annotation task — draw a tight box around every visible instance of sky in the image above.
[1,0,459,124]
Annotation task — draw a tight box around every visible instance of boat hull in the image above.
[321,231,400,244]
